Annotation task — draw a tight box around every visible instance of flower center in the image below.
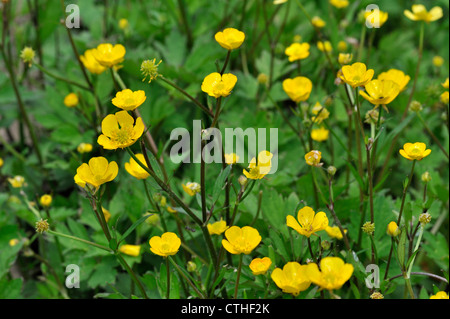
[112,127,133,145]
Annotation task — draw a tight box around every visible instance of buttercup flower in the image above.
[311,127,329,142]
[304,150,323,167]
[119,244,141,257]
[325,225,347,240]
[64,93,79,108]
[243,150,273,180]
[39,194,52,208]
[433,56,444,67]
[20,46,35,67]
[77,143,93,154]
[125,153,150,180]
[364,8,388,27]
[271,262,311,296]
[312,16,326,28]
[8,176,25,188]
[273,0,288,4]
[149,232,181,257]
[338,53,353,65]
[330,0,349,9]
[75,156,118,188]
[182,182,201,196]
[249,257,272,276]
[430,291,449,299]
[311,102,330,123]
[9,239,19,247]
[377,69,410,92]
[287,206,329,238]
[337,41,347,52]
[404,4,443,23]
[442,78,449,89]
[359,79,401,107]
[285,43,310,62]
[80,49,107,74]
[224,153,239,165]
[201,72,238,98]
[440,91,449,104]
[306,257,354,290]
[317,41,332,53]
[102,207,112,223]
[91,43,126,67]
[399,142,431,161]
[386,221,400,237]
[282,76,313,103]
[340,62,374,88]
[97,111,145,150]
[214,28,245,50]
[118,18,129,30]
[0,157,3,168]
[207,219,229,235]
[222,226,262,255]
[112,89,146,111]
[141,58,162,83]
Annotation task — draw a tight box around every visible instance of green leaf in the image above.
[397,228,407,270]
[118,214,152,244]
[0,278,23,299]
[212,165,232,204]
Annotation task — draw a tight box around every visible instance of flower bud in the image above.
[238,175,248,187]
[421,171,432,183]
[39,194,52,208]
[321,240,331,251]
[386,221,400,237]
[35,219,50,233]
[20,46,36,67]
[362,221,375,235]
[145,213,160,226]
[187,261,197,272]
[409,100,422,112]
[419,212,432,225]
[327,166,337,176]
[257,73,268,85]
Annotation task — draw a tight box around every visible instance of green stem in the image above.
[116,253,149,299]
[234,254,243,299]
[34,63,90,90]
[168,256,206,298]
[47,230,113,252]
[397,160,416,225]
[166,257,170,299]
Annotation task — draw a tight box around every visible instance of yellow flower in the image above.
[64,93,79,108]
[271,262,311,296]
[440,91,449,104]
[273,0,288,4]
[340,62,374,88]
[306,257,354,290]
[102,207,112,223]
[91,43,126,67]
[311,102,330,124]
[282,76,313,103]
[404,4,443,23]
[311,127,329,142]
[118,18,129,30]
[325,225,347,240]
[338,53,353,65]
[182,182,201,196]
[149,232,181,257]
[35,219,50,233]
[442,78,449,89]
[399,142,431,161]
[9,239,20,247]
[330,0,349,9]
[20,46,35,67]
[364,8,388,27]
[39,194,52,208]
[285,43,310,62]
[97,111,145,150]
[0,157,3,168]
[8,176,25,188]
[243,150,273,180]
[214,28,245,50]
[430,291,449,299]
[222,226,261,255]
[80,49,107,74]
[77,143,93,154]
[249,257,272,276]
[112,89,146,111]
[317,41,332,53]
[386,221,400,237]
[359,79,401,107]
[75,156,118,188]
[433,56,444,67]
[201,72,238,98]
[141,58,162,83]
[311,16,326,28]
[224,153,239,165]
[362,221,375,235]
[119,244,141,257]
[124,153,150,180]
[304,150,323,167]
[207,219,229,235]
[377,69,411,92]
[337,41,347,52]
[287,206,329,238]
